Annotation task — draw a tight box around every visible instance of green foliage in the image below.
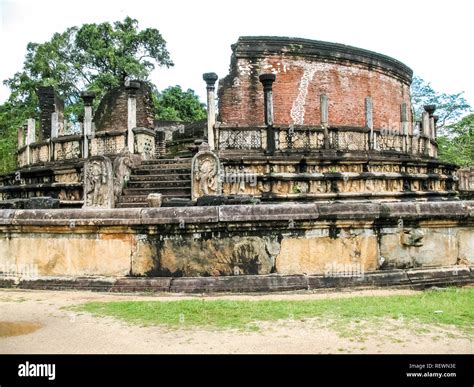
[0,16,173,173]
[411,76,471,132]
[154,85,206,122]
[411,76,473,166]
[437,114,474,167]
[4,16,173,119]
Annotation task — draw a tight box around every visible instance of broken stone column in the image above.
[424,104,436,138]
[17,126,24,149]
[365,97,374,150]
[26,118,36,145]
[125,80,140,153]
[422,105,434,156]
[259,73,276,154]
[36,86,64,140]
[80,91,96,159]
[203,72,218,150]
[26,118,36,165]
[51,112,59,139]
[320,94,330,149]
[400,102,409,152]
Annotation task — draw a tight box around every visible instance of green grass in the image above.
[71,288,474,333]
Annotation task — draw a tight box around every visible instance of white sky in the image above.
[0,0,473,106]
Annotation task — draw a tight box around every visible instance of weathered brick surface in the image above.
[94,82,154,132]
[218,37,413,131]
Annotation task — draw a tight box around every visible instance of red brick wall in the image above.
[218,55,413,133]
[94,82,155,132]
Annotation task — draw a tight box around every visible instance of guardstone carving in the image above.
[83,156,114,208]
[191,143,222,200]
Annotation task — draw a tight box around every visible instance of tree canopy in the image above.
[0,17,205,173]
[410,76,472,167]
[154,86,206,122]
[3,16,173,121]
[436,114,474,167]
[410,76,471,133]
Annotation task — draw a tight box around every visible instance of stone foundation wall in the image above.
[0,202,472,278]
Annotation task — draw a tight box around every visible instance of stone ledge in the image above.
[0,201,472,226]
[1,266,471,293]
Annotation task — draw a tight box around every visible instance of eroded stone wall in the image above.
[0,202,472,278]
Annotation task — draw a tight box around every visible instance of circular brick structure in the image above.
[219,36,413,130]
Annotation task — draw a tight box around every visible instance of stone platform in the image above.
[0,201,472,288]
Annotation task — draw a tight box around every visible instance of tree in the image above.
[411,76,473,166]
[4,16,173,119]
[0,16,173,172]
[437,114,474,167]
[154,86,206,122]
[411,76,471,133]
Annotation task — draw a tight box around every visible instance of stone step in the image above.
[136,163,191,170]
[141,158,192,165]
[119,193,191,203]
[115,202,147,208]
[134,167,191,175]
[127,181,191,189]
[129,173,191,182]
[122,187,191,196]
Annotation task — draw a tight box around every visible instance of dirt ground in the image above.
[0,288,472,354]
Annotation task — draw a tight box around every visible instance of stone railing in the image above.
[89,130,126,157]
[218,125,438,157]
[17,128,155,167]
[458,167,474,192]
[218,126,267,152]
[18,134,83,167]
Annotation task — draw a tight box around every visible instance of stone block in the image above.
[147,193,163,208]
[458,229,474,264]
[276,233,378,275]
[24,197,60,209]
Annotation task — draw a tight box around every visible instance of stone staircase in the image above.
[116,157,192,208]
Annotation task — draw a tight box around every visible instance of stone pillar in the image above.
[126,81,140,153]
[81,91,96,159]
[51,112,59,139]
[203,72,218,150]
[17,126,24,149]
[424,104,436,138]
[259,73,276,154]
[259,74,276,126]
[421,110,431,156]
[26,118,36,144]
[432,113,439,158]
[320,94,329,149]
[26,118,36,165]
[365,97,374,150]
[400,102,409,152]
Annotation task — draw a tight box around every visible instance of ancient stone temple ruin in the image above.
[0,37,472,292]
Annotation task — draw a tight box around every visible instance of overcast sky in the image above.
[1,0,473,107]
